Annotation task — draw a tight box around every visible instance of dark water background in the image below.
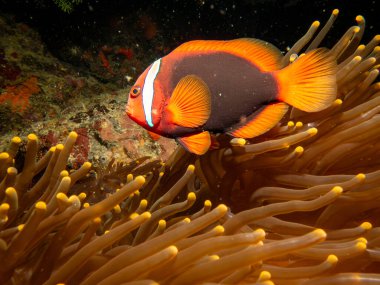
[1,0,379,65]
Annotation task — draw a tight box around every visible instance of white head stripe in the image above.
[142,58,161,127]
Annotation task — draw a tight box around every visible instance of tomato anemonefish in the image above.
[126,39,336,155]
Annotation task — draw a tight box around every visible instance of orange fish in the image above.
[126,39,336,155]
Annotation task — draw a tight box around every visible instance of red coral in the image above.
[116,48,133,60]
[72,128,90,166]
[0,76,40,112]
[40,131,59,146]
[0,49,21,84]
[98,47,114,74]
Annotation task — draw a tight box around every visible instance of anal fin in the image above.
[227,102,289,138]
[177,131,211,155]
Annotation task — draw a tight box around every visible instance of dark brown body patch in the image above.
[168,52,279,132]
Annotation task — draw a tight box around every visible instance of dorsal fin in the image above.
[172,38,283,71]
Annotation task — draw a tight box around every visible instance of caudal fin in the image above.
[275,48,337,112]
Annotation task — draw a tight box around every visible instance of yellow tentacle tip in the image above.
[17,224,24,231]
[294,146,304,154]
[230,138,246,146]
[167,245,179,255]
[334,99,343,106]
[204,200,212,207]
[255,228,266,237]
[69,131,78,139]
[83,162,92,169]
[360,222,372,230]
[332,186,343,194]
[187,192,196,201]
[7,167,17,175]
[353,26,361,33]
[61,177,72,185]
[0,203,10,211]
[0,152,10,160]
[182,217,191,223]
[209,254,219,261]
[258,271,271,281]
[27,133,38,141]
[68,195,80,204]
[113,205,121,213]
[216,204,228,213]
[356,173,366,181]
[93,217,102,224]
[308,128,318,135]
[296,121,303,128]
[135,175,146,185]
[356,241,367,251]
[129,213,139,220]
[187,164,195,172]
[35,201,47,210]
[289,53,298,62]
[332,9,339,16]
[11,136,22,144]
[56,192,68,200]
[355,15,365,23]
[5,187,17,195]
[327,254,338,264]
[141,211,152,219]
[140,199,148,208]
[56,144,64,151]
[213,225,225,234]
[78,192,87,201]
[356,237,368,244]
[236,138,246,145]
[127,174,134,182]
[159,219,166,227]
[369,57,377,64]
[312,228,327,239]
[312,21,320,27]
[287,121,295,127]
[159,172,164,177]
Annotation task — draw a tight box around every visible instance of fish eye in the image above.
[130,86,141,98]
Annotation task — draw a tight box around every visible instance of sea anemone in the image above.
[1,9,380,285]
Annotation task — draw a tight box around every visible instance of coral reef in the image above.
[1,9,380,285]
[0,14,177,163]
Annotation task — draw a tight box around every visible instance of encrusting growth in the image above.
[1,9,380,285]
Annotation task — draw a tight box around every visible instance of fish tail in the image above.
[275,48,337,112]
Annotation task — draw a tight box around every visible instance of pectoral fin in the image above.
[176,131,211,155]
[166,75,211,128]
